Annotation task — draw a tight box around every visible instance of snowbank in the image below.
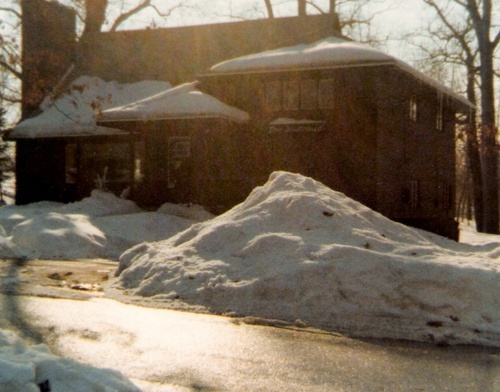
[114,171,500,346]
[0,191,213,260]
[0,329,139,391]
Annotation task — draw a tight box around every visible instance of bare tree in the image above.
[0,2,22,111]
[416,0,499,233]
[0,0,181,124]
[466,0,500,234]
[255,0,385,43]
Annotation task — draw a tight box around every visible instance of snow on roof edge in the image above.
[98,113,249,124]
[5,125,129,140]
[99,82,251,124]
[206,36,474,111]
[204,60,473,111]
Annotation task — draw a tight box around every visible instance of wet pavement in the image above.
[1,259,500,391]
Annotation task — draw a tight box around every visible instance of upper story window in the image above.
[283,80,300,110]
[403,180,420,209]
[319,79,335,109]
[409,95,418,122]
[265,81,282,111]
[265,77,336,111]
[436,92,444,131]
[301,79,317,110]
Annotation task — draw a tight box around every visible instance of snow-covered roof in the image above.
[99,82,250,123]
[209,36,473,109]
[7,76,172,139]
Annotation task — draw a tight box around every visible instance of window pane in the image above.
[301,79,317,109]
[265,81,281,111]
[65,143,77,184]
[409,95,418,122]
[319,79,335,109]
[436,92,444,131]
[283,80,299,110]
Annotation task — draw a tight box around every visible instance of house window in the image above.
[409,95,418,122]
[319,79,335,109]
[81,143,131,189]
[404,180,420,208]
[167,136,191,188]
[436,92,444,131]
[301,79,317,110]
[134,142,145,183]
[65,143,78,184]
[283,80,300,110]
[438,182,452,210]
[265,81,282,111]
[168,137,191,159]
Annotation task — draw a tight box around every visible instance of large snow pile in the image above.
[0,329,139,392]
[0,190,212,260]
[9,76,171,138]
[114,171,500,346]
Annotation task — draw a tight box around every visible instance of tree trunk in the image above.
[470,0,499,234]
[465,114,485,232]
[298,0,306,16]
[263,0,274,18]
[82,0,107,35]
[479,44,498,233]
[463,60,484,232]
[330,0,336,13]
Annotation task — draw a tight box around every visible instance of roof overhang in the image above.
[200,60,474,113]
[98,82,250,124]
[5,125,129,141]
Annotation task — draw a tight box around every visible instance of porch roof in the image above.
[6,76,172,140]
[98,82,250,123]
[6,125,128,140]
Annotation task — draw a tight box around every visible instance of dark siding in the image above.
[200,67,379,210]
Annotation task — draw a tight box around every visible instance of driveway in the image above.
[1,259,499,391]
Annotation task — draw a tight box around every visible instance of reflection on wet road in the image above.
[2,294,500,391]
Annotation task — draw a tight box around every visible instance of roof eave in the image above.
[201,60,474,111]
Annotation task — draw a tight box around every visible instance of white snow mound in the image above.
[114,171,500,347]
[58,189,142,217]
[12,213,107,260]
[0,329,139,392]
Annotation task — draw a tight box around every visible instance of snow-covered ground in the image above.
[0,328,139,392]
[0,189,212,261]
[1,171,500,390]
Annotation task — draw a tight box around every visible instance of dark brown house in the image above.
[8,1,473,239]
[196,37,473,239]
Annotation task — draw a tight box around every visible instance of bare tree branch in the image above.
[109,1,181,31]
[0,6,21,19]
[0,59,21,80]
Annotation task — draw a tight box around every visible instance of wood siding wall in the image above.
[200,67,379,210]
